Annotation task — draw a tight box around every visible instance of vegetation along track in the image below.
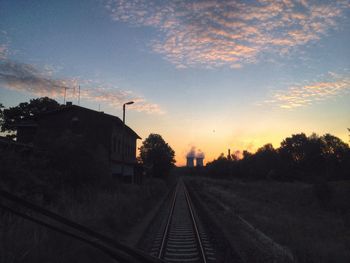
[149,180,217,263]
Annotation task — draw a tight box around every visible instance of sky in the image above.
[1,0,350,165]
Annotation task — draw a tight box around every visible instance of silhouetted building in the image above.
[186,156,194,167]
[16,104,141,178]
[196,157,204,167]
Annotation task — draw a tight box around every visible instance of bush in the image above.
[313,181,332,208]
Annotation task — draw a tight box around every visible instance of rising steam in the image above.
[186,147,205,159]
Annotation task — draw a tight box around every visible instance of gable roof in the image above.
[36,105,141,139]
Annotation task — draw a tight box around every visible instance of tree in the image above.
[206,153,236,178]
[139,133,175,178]
[253,144,279,178]
[1,97,60,136]
[321,134,348,157]
[279,133,325,180]
[242,150,252,159]
[320,133,350,179]
[279,133,310,163]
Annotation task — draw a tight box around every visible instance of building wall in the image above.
[17,106,139,177]
[39,107,138,174]
[196,158,204,167]
[187,157,194,167]
[110,163,134,176]
[17,126,37,144]
[35,108,111,150]
[124,132,137,163]
[110,126,123,161]
[110,126,137,162]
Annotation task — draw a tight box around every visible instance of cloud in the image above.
[105,0,349,68]
[78,83,164,114]
[0,44,8,60]
[0,61,73,97]
[262,71,350,109]
[0,31,9,60]
[186,146,196,158]
[0,60,163,114]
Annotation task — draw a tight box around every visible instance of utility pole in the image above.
[78,85,81,105]
[63,86,68,104]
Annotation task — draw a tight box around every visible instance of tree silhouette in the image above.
[206,153,233,177]
[280,133,310,163]
[139,133,175,178]
[321,134,348,157]
[206,132,350,181]
[254,144,279,179]
[1,97,60,137]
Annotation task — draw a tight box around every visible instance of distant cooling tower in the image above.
[186,157,194,167]
[196,157,204,167]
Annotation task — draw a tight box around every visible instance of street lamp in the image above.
[123,101,134,124]
[121,101,134,183]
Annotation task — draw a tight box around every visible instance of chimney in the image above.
[66,101,73,106]
[196,157,204,167]
[186,157,194,167]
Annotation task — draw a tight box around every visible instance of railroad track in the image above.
[149,181,217,263]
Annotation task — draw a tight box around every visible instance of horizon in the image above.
[1,0,350,166]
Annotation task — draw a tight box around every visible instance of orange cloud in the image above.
[262,71,350,109]
[105,0,349,68]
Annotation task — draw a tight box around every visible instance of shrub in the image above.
[313,181,332,208]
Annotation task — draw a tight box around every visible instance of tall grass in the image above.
[187,177,350,263]
[0,179,168,263]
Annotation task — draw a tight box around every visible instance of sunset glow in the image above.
[1,0,350,166]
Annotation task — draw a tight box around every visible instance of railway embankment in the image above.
[0,179,168,263]
[185,177,350,263]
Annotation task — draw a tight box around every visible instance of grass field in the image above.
[0,179,168,263]
[187,177,350,263]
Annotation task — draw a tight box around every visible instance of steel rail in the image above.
[157,183,179,258]
[157,181,208,263]
[183,182,207,263]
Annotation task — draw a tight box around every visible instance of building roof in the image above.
[31,104,141,139]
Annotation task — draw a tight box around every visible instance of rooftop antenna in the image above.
[63,86,68,104]
[78,85,81,105]
[98,104,101,111]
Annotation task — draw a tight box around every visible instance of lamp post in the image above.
[123,101,134,123]
[121,101,134,183]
